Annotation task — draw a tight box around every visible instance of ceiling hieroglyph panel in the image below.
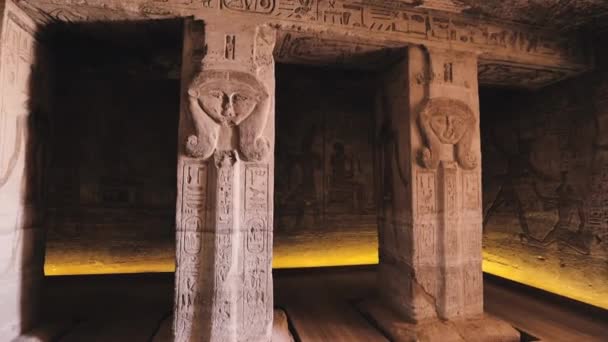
[14,0,597,89]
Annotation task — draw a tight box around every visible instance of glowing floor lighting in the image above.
[44,231,607,310]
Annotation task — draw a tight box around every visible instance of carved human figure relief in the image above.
[186,70,271,162]
[418,98,477,170]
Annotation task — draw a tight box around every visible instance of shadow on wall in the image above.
[480,85,605,255]
[0,13,184,339]
[479,63,608,309]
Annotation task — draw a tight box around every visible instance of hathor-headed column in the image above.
[369,45,519,341]
[410,46,484,320]
[173,19,276,342]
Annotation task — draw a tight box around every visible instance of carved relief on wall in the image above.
[222,0,276,14]
[463,171,480,210]
[174,159,207,341]
[180,160,208,230]
[442,162,458,219]
[174,270,200,341]
[242,162,271,336]
[416,171,437,217]
[275,67,377,232]
[245,164,269,212]
[186,70,271,162]
[209,151,237,339]
[418,97,477,170]
[482,88,603,256]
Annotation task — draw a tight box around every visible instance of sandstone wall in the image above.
[275,65,377,234]
[481,40,608,308]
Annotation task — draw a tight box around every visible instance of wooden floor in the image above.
[21,267,608,342]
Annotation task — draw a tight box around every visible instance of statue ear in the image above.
[238,92,271,162]
[455,110,477,170]
[455,116,477,170]
[186,89,220,159]
[419,105,440,169]
[188,89,199,98]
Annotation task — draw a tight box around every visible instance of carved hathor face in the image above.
[188,71,268,126]
[429,110,469,145]
[418,97,477,170]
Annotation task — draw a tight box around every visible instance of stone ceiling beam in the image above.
[19,0,591,85]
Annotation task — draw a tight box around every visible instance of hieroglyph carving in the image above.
[462,171,480,210]
[186,70,271,162]
[212,151,236,338]
[174,160,207,342]
[245,164,268,211]
[443,163,457,219]
[225,34,236,60]
[242,163,271,337]
[416,171,436,217]
[419,98,477,170]
[217,0,583,64]
[222,0,275,14]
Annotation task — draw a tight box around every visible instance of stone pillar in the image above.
[173,18,276,342]
[367,46,519,341]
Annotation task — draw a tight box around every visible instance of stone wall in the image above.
[480,39,608,308]
[44,25,181,274]
[275,64,377,234]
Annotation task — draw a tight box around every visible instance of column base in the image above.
[153,309,294,342]
[358,299,520,342]
[272,309,294,342]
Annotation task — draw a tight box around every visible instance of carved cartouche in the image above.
[186,70,271,162]
[419,98,477,170]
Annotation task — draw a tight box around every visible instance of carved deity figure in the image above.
[186,70,271,162]
[419,98,477,170]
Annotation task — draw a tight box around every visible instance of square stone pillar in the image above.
[173,19,276,342]
[366,46,519,341]
[0,2,48,340]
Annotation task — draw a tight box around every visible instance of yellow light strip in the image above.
[44,235,607,310]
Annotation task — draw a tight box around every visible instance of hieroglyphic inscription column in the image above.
[370,46,518,340]
[174,18,276,342]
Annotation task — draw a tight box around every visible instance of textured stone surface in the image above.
[480,38,608,308]
[461,0,608,30]
[1,0,605,340]
[374,46,484,323]
[275,65,377,234]
[0,1,49,340]
[271,309,294,342]
[360,298,520,342]
[12,0,593,90]
[173,19,276,342]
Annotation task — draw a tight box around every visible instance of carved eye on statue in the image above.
[198,88,227,122]
[230,92,257,122]
[430,112,468,145]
